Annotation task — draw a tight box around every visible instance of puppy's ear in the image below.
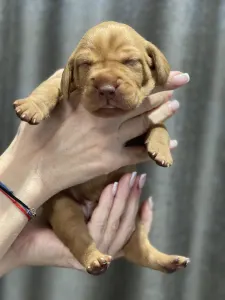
[145,42,170,86]
[61,54,76,101]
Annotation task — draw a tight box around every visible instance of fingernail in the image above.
[168,100,180,111]
[138,173,147,189]
[170,139,178,148]
[174,72,190,83]
[186,258,191,264]
[148,196,154,209]
[167,90,174,100]
[129,172,137,188]
[112,182,118,196]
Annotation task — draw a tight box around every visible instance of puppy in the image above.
[13,21,189,275]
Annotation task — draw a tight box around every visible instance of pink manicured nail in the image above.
[112,182,118,196]
[186,258,191,264]
[168,100,180,111]
[138,174,147,189]
[129,172,137,188]
[174,73,190,83]
[170,139,178,148]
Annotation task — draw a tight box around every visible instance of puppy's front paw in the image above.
[13,98,45,125]
[86,254,112,276]
[147,141,173,167]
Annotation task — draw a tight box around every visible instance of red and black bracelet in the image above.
[0,181,36,220]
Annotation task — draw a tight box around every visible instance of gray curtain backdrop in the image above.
[0,0,225,299]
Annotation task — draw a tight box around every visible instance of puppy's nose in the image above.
[98,85,116,99]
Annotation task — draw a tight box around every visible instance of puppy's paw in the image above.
[147,141,173,167]
[13,98,45,125]
[86,254,112,276]
[159,255,190,274]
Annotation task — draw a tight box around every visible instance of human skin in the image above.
[0,70,189,275]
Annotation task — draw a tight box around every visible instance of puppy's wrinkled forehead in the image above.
[77,23,144,60]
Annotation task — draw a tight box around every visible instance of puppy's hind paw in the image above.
[86,255,112,276]
[161,256,190,274]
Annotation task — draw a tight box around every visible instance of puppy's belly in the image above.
[67,165,135,220]
[81,200,97,220]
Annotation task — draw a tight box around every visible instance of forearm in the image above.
[0,190,28,261]
[0,154,44,261]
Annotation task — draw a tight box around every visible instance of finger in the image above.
[98,172,137,253]
[122,90,174,121]
[120,100,180,142]
[153,71,190,93]
[108,175,145,256]
[148,99,180,125]
[121,71,189,122]
[147,90,173,110]
[139,197,153,234]
[170,139,178,149]
[88,183,116,245]
[119,137,178,168]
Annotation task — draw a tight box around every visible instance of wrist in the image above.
[0,148,46,209]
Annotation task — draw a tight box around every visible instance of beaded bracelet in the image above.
[0,181,36,220]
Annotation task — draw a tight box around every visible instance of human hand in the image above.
[0,173,156,274]
[0,70,189,208]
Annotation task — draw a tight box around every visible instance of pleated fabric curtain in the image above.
[0,0,225,299]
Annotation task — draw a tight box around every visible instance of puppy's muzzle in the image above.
[91,73,119,103]
[88,70,137,110]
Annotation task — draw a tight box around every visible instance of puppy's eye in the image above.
[122,59,140,67]
[78,61,92,68]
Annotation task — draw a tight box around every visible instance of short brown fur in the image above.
[13,22,189,275]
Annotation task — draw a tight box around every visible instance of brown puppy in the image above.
[13,21,189,275]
